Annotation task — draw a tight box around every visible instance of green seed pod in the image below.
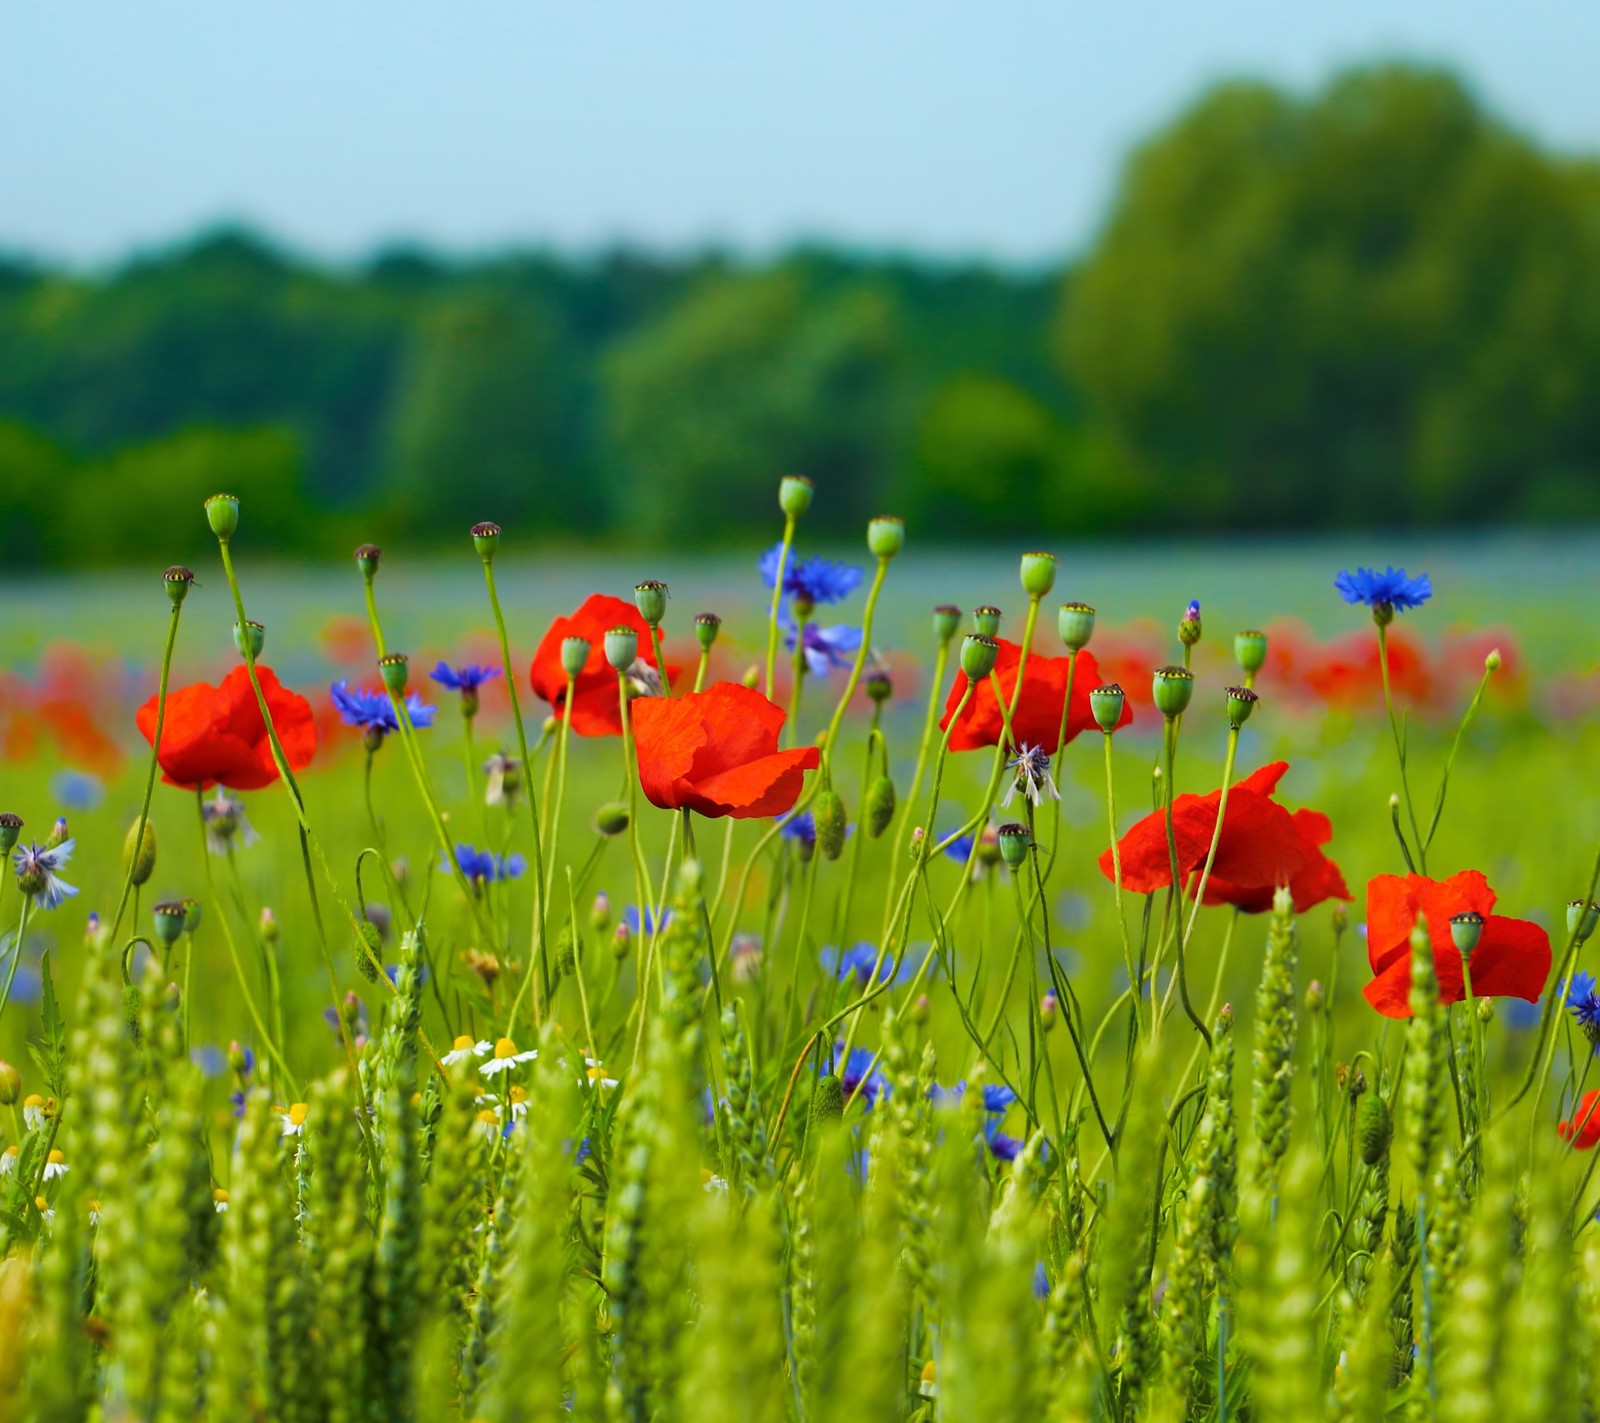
[0,812,19,854]
[1450,910,1485,958]
[1568,899,1599,943]
[779,474,814,517]
[694,612,721,651]
[633,579,668,627]
[1356,1094,1392,1167]
[152,900,186,948]
[356,918,383,982]
[204,492,239,540]
[864,775,896,839]
[808,1073,845,1131]
[560,635,590,677]
[355,542,382,581]
[813,791,847,862]
[595,801,630,837]
[604,625,638,672]
[960,634,999,681]
[1019,551,1057,599]
[1089,682,1125,733]
[378,652,409,695]
[866,515,904,559]
[997,821,1030,870]
[181,896,202,933]
[932,604,961,644]
[470,519,501,560]
[1235,629,1268,674]
[1152,665,1195,719]
[163,564,195,606]
[124,818,157,887]
[972,604,1002,638]
[233,619,266,659]
[1058,601,1095,651]
[1226,684,1259,729]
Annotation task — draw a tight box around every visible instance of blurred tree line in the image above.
[4,63,1600,566]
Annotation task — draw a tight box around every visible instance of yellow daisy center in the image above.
[493,1037,518,1059]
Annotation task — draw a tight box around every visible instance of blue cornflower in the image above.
[50,770,104,812]
[444,844,526,885]
[429,661,501,692]
[942,830,974,862]
[783,616,864,677]
[779,811,816,849]
[385,962,431,987]
[1564,970,1600,1048]
[1334,566,1433,614]
[983,1116,1023,1161]
[622,904,671,936]
[928,1080,1023,1159]
[331,681,438,736]
[821,942,908,987]
[12,840,78,910]
[189,1046,226,1078]
[1032,1261,1051,1301]
[759,543,863,608]
[831,1044,889,1108]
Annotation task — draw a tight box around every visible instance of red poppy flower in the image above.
[1560,1090,1600,1150]
[530,594,678,738]
[939,640,1131,752]
[136,665,317,792]
[631,682,819,819]
[1361,869,1550,1018]
[1097,761,1351,914]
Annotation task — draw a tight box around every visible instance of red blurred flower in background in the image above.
[1098,761,1350,914]
[1361,869,1550,1018]
[940,640,1130,752]
[530,594,677,738]
[1560,1090,1600,1150]
[136,666,316,791]
[632,682,818,819]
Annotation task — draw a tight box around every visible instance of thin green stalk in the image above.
[0,895,34,1030]
[545,672,576,905]
[764,513,796,699]
[1102,729,1140,1040]
[1377,622,1426,874]
[819,554,890,764]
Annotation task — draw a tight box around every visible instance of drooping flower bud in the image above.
[866,515,904,560]
[1234,629,1268,675]
[997,822,1030,870]
[1449,910,1484,958]
[560,636,590,679]
[808,1073,844,1129]
[1178,599,1202,648]
[0,813,20,854]
[960,634,999,682]
[355,543,382,582]
[163,565,195,606]
[1058,601,1095,652]
[1019,551,1057,599]
[378,652,409,695]
[865,775,896,838]
[152,901,187,948]
[595,802,630,837]
[694,612,721,651]
[779,474,814,518]
[233,620,266,660]
[0,1060,20,1105]
[1089,683,1125,733]
[972,605,1002,638]
[204,493,240,540]
[1356,1094,1392,1166]
[1225,685,1258,730]
[1569,899,1599,943]
[634,579,668,627]
[1152,665,1195,719]
[932,604,962,644]
[604,626,638,672]
[813,791,847,862]
[124,819,157,887]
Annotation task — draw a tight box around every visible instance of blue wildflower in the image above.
[1334,566,1433,613]
[1032,1261,1051,1301]
[12,840,78,910]
[189,1046,226,1078]
[50,770,104,812]
[443,844,526,885]
[759,543,863,608]
[821,942,908,987]
[779,811,816,849]
[385,962,431,987]
[942,830,975,863]
[1564,970,1600,1048]
[429,661,501,692]
[983,1116,1023,1161]
[622,904,671,936]
[832,1044,888,1108]
[782,616,864,676]
[331,681,437,736]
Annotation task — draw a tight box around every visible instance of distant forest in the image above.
[6,64,1600,566]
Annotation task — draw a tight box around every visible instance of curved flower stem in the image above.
[1100,729,1141,1041]
[819,555,890,766]
[1423,660,1495,856]
[1174,722,1241,968]
[110,596,183,943]
[0,895,34,1032]
[693,648,711,694]
[565,867,599,1063]
[1377,623,1426,874]
[621,676,660,1065]
[881,633,952,924]
[363,749,414,931]
[544,673,575,905]
[764,513,796,699]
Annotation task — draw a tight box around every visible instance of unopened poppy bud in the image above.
[355,918,382,982]
[604,626,638,672]
[1225,685,1258,730]
[997,822,1030,870]
[808,1073,844,1129]
[932,604,962,644]
[228,1040,251,1075]
[560,636,590,678]
[1356,1094,1392,1166]
[866,515,904,560]
[976,825,1002,866]
[471,520,501,560]
[814,791,847,862]
[152,901,186,947]
[595,802,630,837]
[1485,648,1502,672]
[961,634,999,681]
[259,906,279,945]
[634,579,668,627]
[865,666,892,704]
[391,856,409,886]
[1090,683,1125,733]
[779,474,814,518]
[123,818,157,886]
[1569,899,1600,943]
[43,817,68,851]
[1058,602,1095,652]
[1152,666,1194,719]
[865,775,896,838]
[612,922,632,959]
[741,664,759,688]
[233,620,265,659]
[1019,551,1057,599]
[378,653,409,695]
[1304,979,1325,1014]
[181,897,202,934]
[972,605,1002,638]
[910,993,930,1026]
[694,612,721,651]
[163,565,195,606]
[1039,988,1058,1030]
[204,493,239,540]
[1178,599,1201,647]
[1234,629,1268,674]
[0,813,20,854]
[354,543,382,581]
[1449,910,1484,957]
[590,892,611,933]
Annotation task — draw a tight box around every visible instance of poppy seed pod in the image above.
[1058,601,1095,652]
[813,790,847,862]
[865,774,896,838]
[634,579,668,627]
[1152,665,1195,719]
[1450,910,1485,958]
[694,612,721,651]
[1569,900,1599,943]
[124,819,157,887]
[1019,551,1057,599]
[1225,685,1259,730]
[1178,599,1202,648]
[779,474,814,518]
[354,543,381,581]
[865,666,892,704]
[204,493,239,540]
[233,620,266,660]
[471,520,501,560]
[163,565,195,606]
[604,625,638,672]
[0,813,21,854]
[997,822,1031,870]
[378,653,409,695]
[1356,1094,1392,1166]
[181,897,202,934]
[1089,683,1125,734]
[972,605,1002,638]
[808,1073,844,1130]
[595,802,630,837]
[355,918,383,983]
[1234,629,1268,675]
[960,634,1000,682]
[152,901,187,948]
[560,636,590,679]
[866,515,904,559]
[932,604,962,644]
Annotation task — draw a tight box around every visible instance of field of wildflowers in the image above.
[1,481,1598,1421]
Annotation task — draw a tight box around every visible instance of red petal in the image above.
[689,747,820,818]
[940,643,1130,752]
[630,695,710,812]
[529,594,660,739]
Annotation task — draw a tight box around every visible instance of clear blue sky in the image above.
[4,1,1597,267]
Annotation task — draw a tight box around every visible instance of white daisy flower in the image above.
[475,1107,503,1140]
[443,1034,493,1067]
[213,1188,230,1213]
[506,1085,528,1121]
[34,1195,54,1224]
[279,1102,308,1137]
[22,1095,46,1131]
[42,1149,67,1180]
[584,1060,619,1090]
[480,1037,537,1077]
[87,1199,101,1226]
[1,1145,18,1174]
